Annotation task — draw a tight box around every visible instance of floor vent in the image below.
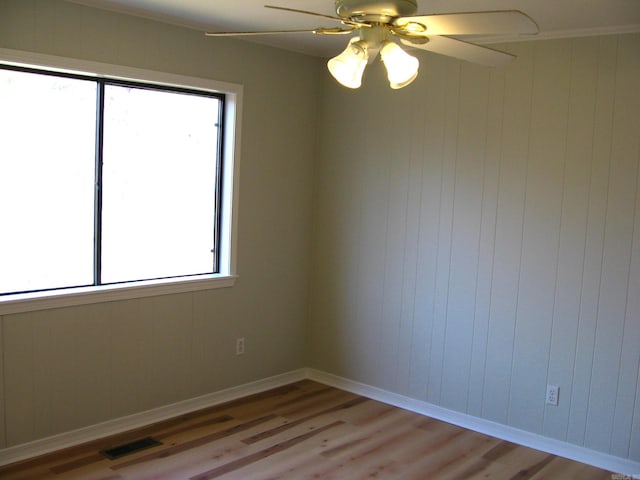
[100,437,162,460]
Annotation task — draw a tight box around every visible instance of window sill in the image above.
[0,274,238,316]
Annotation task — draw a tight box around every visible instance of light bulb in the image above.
[380,41,419,89]
[327,38,369,89]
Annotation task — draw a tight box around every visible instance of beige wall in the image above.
[310,34,640,461]
[0,0,320,448]
[1,0,639,467]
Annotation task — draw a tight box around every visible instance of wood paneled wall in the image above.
[0,0,320,448]
[311,34,640,462]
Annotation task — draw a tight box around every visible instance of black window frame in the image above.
[0,63,226,296]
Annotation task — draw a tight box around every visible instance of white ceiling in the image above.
[67,0,640,57]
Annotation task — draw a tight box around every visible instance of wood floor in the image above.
[0,380,613,479]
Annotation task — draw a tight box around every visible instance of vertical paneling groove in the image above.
[504,41,537,429]
[467,66,505,418]
[584,35,621,454]
[566,35,616,447]
[611,142,640,457]
[378,86,408,391]
[73,305,112,429]
[353,72,393,385]
[609,34,640,457]
[110,299,149,418]
[509,39,571,433]
[3,313,35,446]
[482,41,534,425]
[543,37,599,442]
[628,144,640,457]
[436,62,461,407]
[33,312,61,439]
[395,86,428,395]
[405,90,426,387]
[188,292,198,399]
[542,37,574,432]
[408,55,449,400]
[428,60,461,405]
[441,63,489,412]
[585,33,639,454]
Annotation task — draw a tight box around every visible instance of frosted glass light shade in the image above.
[380,41,419,89]
[327,38,369,89]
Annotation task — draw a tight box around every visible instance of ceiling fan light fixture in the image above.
[380,40,419,89]
[207,3,539,86]
[327,37,369,89]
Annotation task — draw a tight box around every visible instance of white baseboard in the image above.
[307,368,640,476]
[2,367,638,477]
[0,368,309,468]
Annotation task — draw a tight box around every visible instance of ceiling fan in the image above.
[205,0,539,89]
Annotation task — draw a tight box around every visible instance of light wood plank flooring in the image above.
[0,380,613,479]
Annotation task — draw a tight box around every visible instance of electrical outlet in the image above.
[546,385,559,406]
[236,337,245,356]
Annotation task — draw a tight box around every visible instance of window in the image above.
[0,53,241,311]
[100,84,222,284]
[0,68,97,294]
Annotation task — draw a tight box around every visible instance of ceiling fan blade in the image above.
[394,10,538,36]
[264,5,347,23]
[205,27,353,37]
[401,36,515,67]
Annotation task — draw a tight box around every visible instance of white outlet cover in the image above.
[546,385,559,406]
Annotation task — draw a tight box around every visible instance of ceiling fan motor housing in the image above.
[335,0,418,22]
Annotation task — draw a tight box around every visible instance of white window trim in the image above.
[0,48,242,316]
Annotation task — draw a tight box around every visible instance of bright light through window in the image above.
[0,69,96,294]
[101,85,221,283]
[0,65,226,296]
